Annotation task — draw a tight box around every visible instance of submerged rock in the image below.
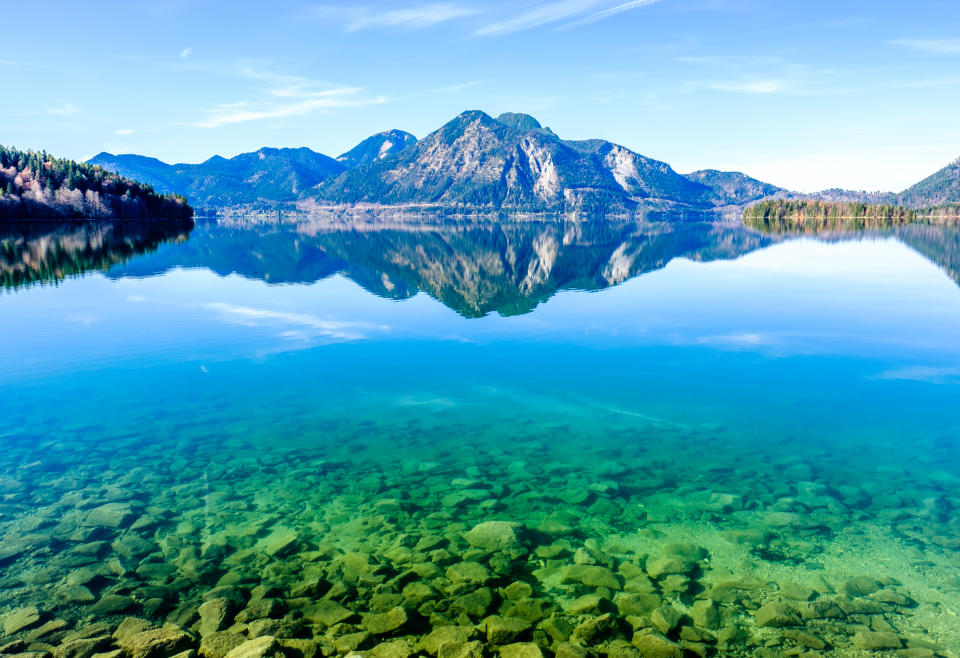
[223,636,283,658]
[84,504,134,529]
[754,602,800,628]
[852,631,901,650]
[3,607,41,636]
[462,522,525,552]
[484,617,531,645]
[361,607,407,635]
[497,643,542,658]
[117,625,193,658]
[199,632,246,658]
[300,601,354,627]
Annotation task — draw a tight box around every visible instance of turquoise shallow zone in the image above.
[1,218,960,658]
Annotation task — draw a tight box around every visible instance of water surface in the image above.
[2,217,959,657]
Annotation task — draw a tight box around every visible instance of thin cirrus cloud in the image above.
[189,66,386,128]
[114,129,136,136]
[557,0,663,30]
[475,0,661,36]
[707,79,785,94]
[312,3,479,31]
[891,38,960,55]
[47,103,80,115]
[193,88,386,128]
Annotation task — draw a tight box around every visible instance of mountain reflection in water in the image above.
[4,217,960,317]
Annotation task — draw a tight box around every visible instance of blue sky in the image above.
[4,0,960,192]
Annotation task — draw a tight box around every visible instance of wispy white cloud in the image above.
[435,80,485,93]
[205,302,388,341]
[180,47,193,59]
[476,0,603,36]
[707,79,785,94]
[186,64,386,128]
[311,4,479,31]
[891,38,960,55]
[48,103,79,115]
[194,87,385,128]
[557,0,662,30]
[114,128,136,136]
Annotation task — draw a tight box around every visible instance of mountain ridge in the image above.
[89,109,960,213]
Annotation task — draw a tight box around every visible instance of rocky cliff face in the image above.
[336,130,418,169]
[314,111,725,212]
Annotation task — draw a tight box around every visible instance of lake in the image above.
[1,216,959,657]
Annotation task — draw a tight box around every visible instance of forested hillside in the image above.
[1,146,192,220]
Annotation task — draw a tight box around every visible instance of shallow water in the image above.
[1,217,959,657]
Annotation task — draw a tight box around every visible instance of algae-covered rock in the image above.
[223,636,283,658]
[781,630,825,650]
[538,617,573,643]
[644,558,690,580]
[113,619,153,644]
[199,632,246,658]
[649,606,682,635]
[571,613,615,645]
[841,576,881,598]
[853,631,901,650]
[300,601,354,627]
[501,583,533,601]
[754,602,800,628]
[418,627,476,656]
[777,581,814,602]
[361,607,407,635]
[689,600,719,629]
[450,589,494,619]
[198,599,235,637]
[560,565,621,590]
[368,639,416,658]
[463,522,525,552]
[255,530,298,558]
[437,640,483,658]
[53,636,113,658]
[485,616,532,645]
[631,631,682,658]
[118,625,193,658]
[553,643,586,658]
[3,607,41,636]
[446,562,490,585]
[497,643,542,658]
[84,503,134,529]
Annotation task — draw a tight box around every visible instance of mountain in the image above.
[1,145,192,220]
[312,110,765,212]
[336,129,417,169]
[808,157,960,210]
[685,169,785,206]
[89,147,346,209]
[89,110,784,213]
[898,157,960,208]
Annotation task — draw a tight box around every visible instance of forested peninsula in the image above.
[743,199,918,232]
[0,146,192,220]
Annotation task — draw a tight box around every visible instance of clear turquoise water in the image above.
[1,218,960,656]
